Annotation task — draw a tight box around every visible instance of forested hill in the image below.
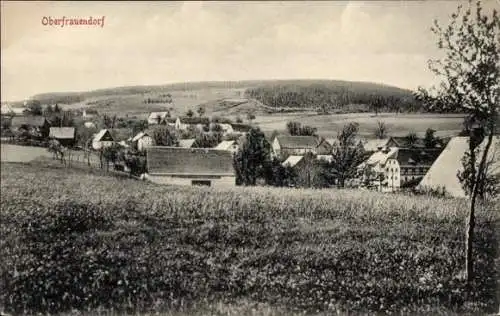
[27,79,424,113]
[244,80,421,113]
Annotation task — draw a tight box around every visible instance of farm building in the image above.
[418,136,500,198]
[146,147,236,187]
[49,127,76,147]
[10,116,51,138]
[92,129,114,150]
[147,112,169,125]
[132,131,154,152]
[272,136,332,158]
[179,138,196,148]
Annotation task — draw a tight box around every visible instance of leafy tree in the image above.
[299,125,317,136]
[132,120,148,135]
[328,122,365,187]
[246,112,256,123]
[374,121,388,139]
[416,0,499,282]
[53,104,61,113]
[286,121,317,136]
[186,109,194,118]
[457,145,500,200]
[103,114,117,129]
[263,157,297,187]
[44,105,53,116]
[27,100,43,115]
[404,132,419,147]
[152,126,178,147]
[233,127,270,185]
[197,106,205,117]
[286,121,301,135]
[193,132,222,148]
[294,152,326,188]
[101,143,121,172]
[236,116,243,123]
[423,128,439,148]
[211,123,223,133]
[122,151,147,176]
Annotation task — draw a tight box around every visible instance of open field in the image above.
[254,112,465,138]
[0,144,52,163]
[1,161,498,315]
[60,88,247,117]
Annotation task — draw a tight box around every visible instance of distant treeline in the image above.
[245,83,424,113]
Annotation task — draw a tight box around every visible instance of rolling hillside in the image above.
[26,79,418,116]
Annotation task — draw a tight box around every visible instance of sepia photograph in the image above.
[0,0,499,315]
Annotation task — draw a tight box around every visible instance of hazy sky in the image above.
[0,1,493,101]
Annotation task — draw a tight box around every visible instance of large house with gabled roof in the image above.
[146,147,236,187]
[272,135,332,158]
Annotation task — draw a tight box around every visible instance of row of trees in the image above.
[286,121,317,136]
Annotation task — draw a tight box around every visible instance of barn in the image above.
[146,146,236,187]
[49,127,76,147]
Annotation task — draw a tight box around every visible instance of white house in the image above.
[132,131,154,152]
[92,129,114,150]
[359,147,442,192]
[146,147,236,187]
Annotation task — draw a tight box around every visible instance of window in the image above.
[395,176,398,180]
[192,180,211,187]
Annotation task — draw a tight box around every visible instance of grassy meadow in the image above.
[1,161,499,315]
[254,112,465,138]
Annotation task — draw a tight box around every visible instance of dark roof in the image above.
[393,148,442,166]
[11,116,48,127]
[147,146,235,176]
[276,136,320,149]
[231,123,252,133]
[388,136,426,148]
[49,127,75,139]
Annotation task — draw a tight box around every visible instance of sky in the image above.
[1,1,495,102]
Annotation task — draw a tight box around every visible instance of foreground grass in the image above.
[0,162,498,315]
